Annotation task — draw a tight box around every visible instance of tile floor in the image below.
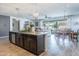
[0,34,79,56]
[47,34,79,56]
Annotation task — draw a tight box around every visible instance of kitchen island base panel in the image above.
[9,32,46,55]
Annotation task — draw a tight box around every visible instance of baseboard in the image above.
[0,36,9,38]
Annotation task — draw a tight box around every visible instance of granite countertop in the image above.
[10,31,47,35]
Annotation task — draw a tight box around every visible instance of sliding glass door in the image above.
[43,20,68,34]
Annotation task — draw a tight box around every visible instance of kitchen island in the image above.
[9,31,47,55]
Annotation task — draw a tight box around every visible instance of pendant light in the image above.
[33,12,39,19]
[15,8,20,31]
[15,8,20,20]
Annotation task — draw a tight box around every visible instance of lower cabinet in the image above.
[15,33,20,46]
[23,35,30,50]
[15,33,24,48]
[19,35,24,48]
[23,35,37,54]
[9,32,16,44]
[9,32,45,55]
[29,37,37,53]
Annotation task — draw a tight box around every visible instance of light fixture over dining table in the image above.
[32,12,39,19]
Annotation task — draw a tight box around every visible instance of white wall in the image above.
[68,15,79,32]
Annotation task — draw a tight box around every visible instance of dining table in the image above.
[55,29,79,42]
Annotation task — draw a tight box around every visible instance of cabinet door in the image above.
[9,32,15,44]
[9,32,12,43]
[19,34,24,47]
[29,36,37,53]
[15,33,20,46]
[24,35,29,50]
[11,33,16,44]
[37,35,45,54]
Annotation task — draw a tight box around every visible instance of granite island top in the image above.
[10,31,47,35]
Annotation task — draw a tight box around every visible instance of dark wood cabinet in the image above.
[23,35,30,50]
[9,32,15,44]
[29,36,37,53]
[19,34,24,47]
[9,32,45,55]
[15,33,20,46]
[15,33,24,48]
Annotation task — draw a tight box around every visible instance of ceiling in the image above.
[0,3,79,19]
